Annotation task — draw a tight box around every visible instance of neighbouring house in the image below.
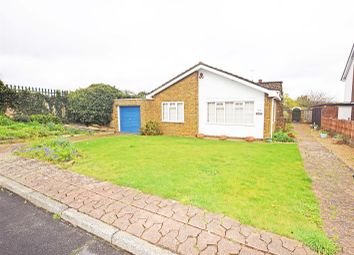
[113,62,284,139]
[311,44,354,127]
[339,43,354,120]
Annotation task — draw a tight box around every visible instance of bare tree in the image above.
[296,91,334,108]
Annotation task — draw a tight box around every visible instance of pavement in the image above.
[0,188,131,255]
[0,150,316,255]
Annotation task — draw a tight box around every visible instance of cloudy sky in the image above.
[0,0,353,100]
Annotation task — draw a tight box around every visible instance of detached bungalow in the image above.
[113,62,283,139]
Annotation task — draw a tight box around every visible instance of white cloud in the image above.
[0,0,353,100]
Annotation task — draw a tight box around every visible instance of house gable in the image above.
[147,62,281,100]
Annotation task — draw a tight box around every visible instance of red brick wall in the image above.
[322,106,338,118]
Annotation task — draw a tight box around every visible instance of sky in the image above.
[0,0,353,101]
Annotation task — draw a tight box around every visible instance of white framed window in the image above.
[207,100,254,125]
[162,102,184,123]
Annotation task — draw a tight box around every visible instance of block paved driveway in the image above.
[0,149,316,255]
[0,188,131,255]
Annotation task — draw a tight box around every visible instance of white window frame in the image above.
[161,101,184,123]
[207,100,255,126]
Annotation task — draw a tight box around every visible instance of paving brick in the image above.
[177,237,199,255]
[141,223,162,244]
[189,212,207,229]
[268,238,291,255]
[218,239,241,255]
[246,233,268,252]
[200,245,218,255]
[196,231,221,251]
[239,246,265,255]
[281,237,298,252]
[207,219,226,236]
[176,224,201,243]
[226,227,246,244]
[126,219,146,237]
[158,230,179,252]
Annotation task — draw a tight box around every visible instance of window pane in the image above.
[169,103,177,121]
[234,102,244,123]
[225,102,234,123]
[207,102,215,123]
[177,103,184,121]
[162,103,168,121]
[244,101,254,124]
[216,102,224,123]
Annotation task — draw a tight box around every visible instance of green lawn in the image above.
[70,135,335,254]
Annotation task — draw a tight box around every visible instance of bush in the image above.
[12,90,50,115]
[67,84,126,126]
[0,115,14,125]
[272,131,295,142]
[0,80,17,113]
[12,113,31,123]
[15,138,79,163]
[30,114,61,124]
[283,123,294,132]
[141,121,162,135]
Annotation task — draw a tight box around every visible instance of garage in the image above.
[119,106,141,134]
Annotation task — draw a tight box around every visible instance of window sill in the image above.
[206,122,255,127]
[162,120,184,124]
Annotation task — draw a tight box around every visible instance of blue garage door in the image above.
[119,106,141,134]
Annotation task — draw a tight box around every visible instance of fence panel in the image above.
[5,84,68,97]
[321,117,354,141]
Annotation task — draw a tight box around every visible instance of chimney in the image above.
[258,79,263,83]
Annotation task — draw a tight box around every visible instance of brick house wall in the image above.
[149,72,198,136]
[113,98,154,132]
[263,95,272,138]
[274,100,284,130]
[113,72,198,136]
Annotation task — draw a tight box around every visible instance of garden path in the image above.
[294,124,354,255]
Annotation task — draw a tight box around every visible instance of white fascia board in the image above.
[147,64,280,99]
[341,44,354,81]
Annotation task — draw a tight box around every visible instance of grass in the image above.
[15,138,80,163]
[0,115,89,142]
[67,135,336,254]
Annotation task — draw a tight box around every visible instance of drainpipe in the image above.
[270,98,274,138]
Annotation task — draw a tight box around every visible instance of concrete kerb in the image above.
[0,174,177,255]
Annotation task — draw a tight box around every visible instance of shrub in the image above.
[0,80,17,113]
[12,90,50,115]
[30,114,61,124]
[0,115,14,125]
[67,84,126,126]
[15,138,79,163]
[333,133,344,139]
[272,131,295,142]
[320,130,328,134]
[141,121,162,135]
[12,113,31,123]
[283,123,294,132]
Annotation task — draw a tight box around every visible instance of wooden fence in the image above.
[321,117,354,141]
[6,84,68,97]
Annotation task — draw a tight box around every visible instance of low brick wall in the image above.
[321,117,354,145]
